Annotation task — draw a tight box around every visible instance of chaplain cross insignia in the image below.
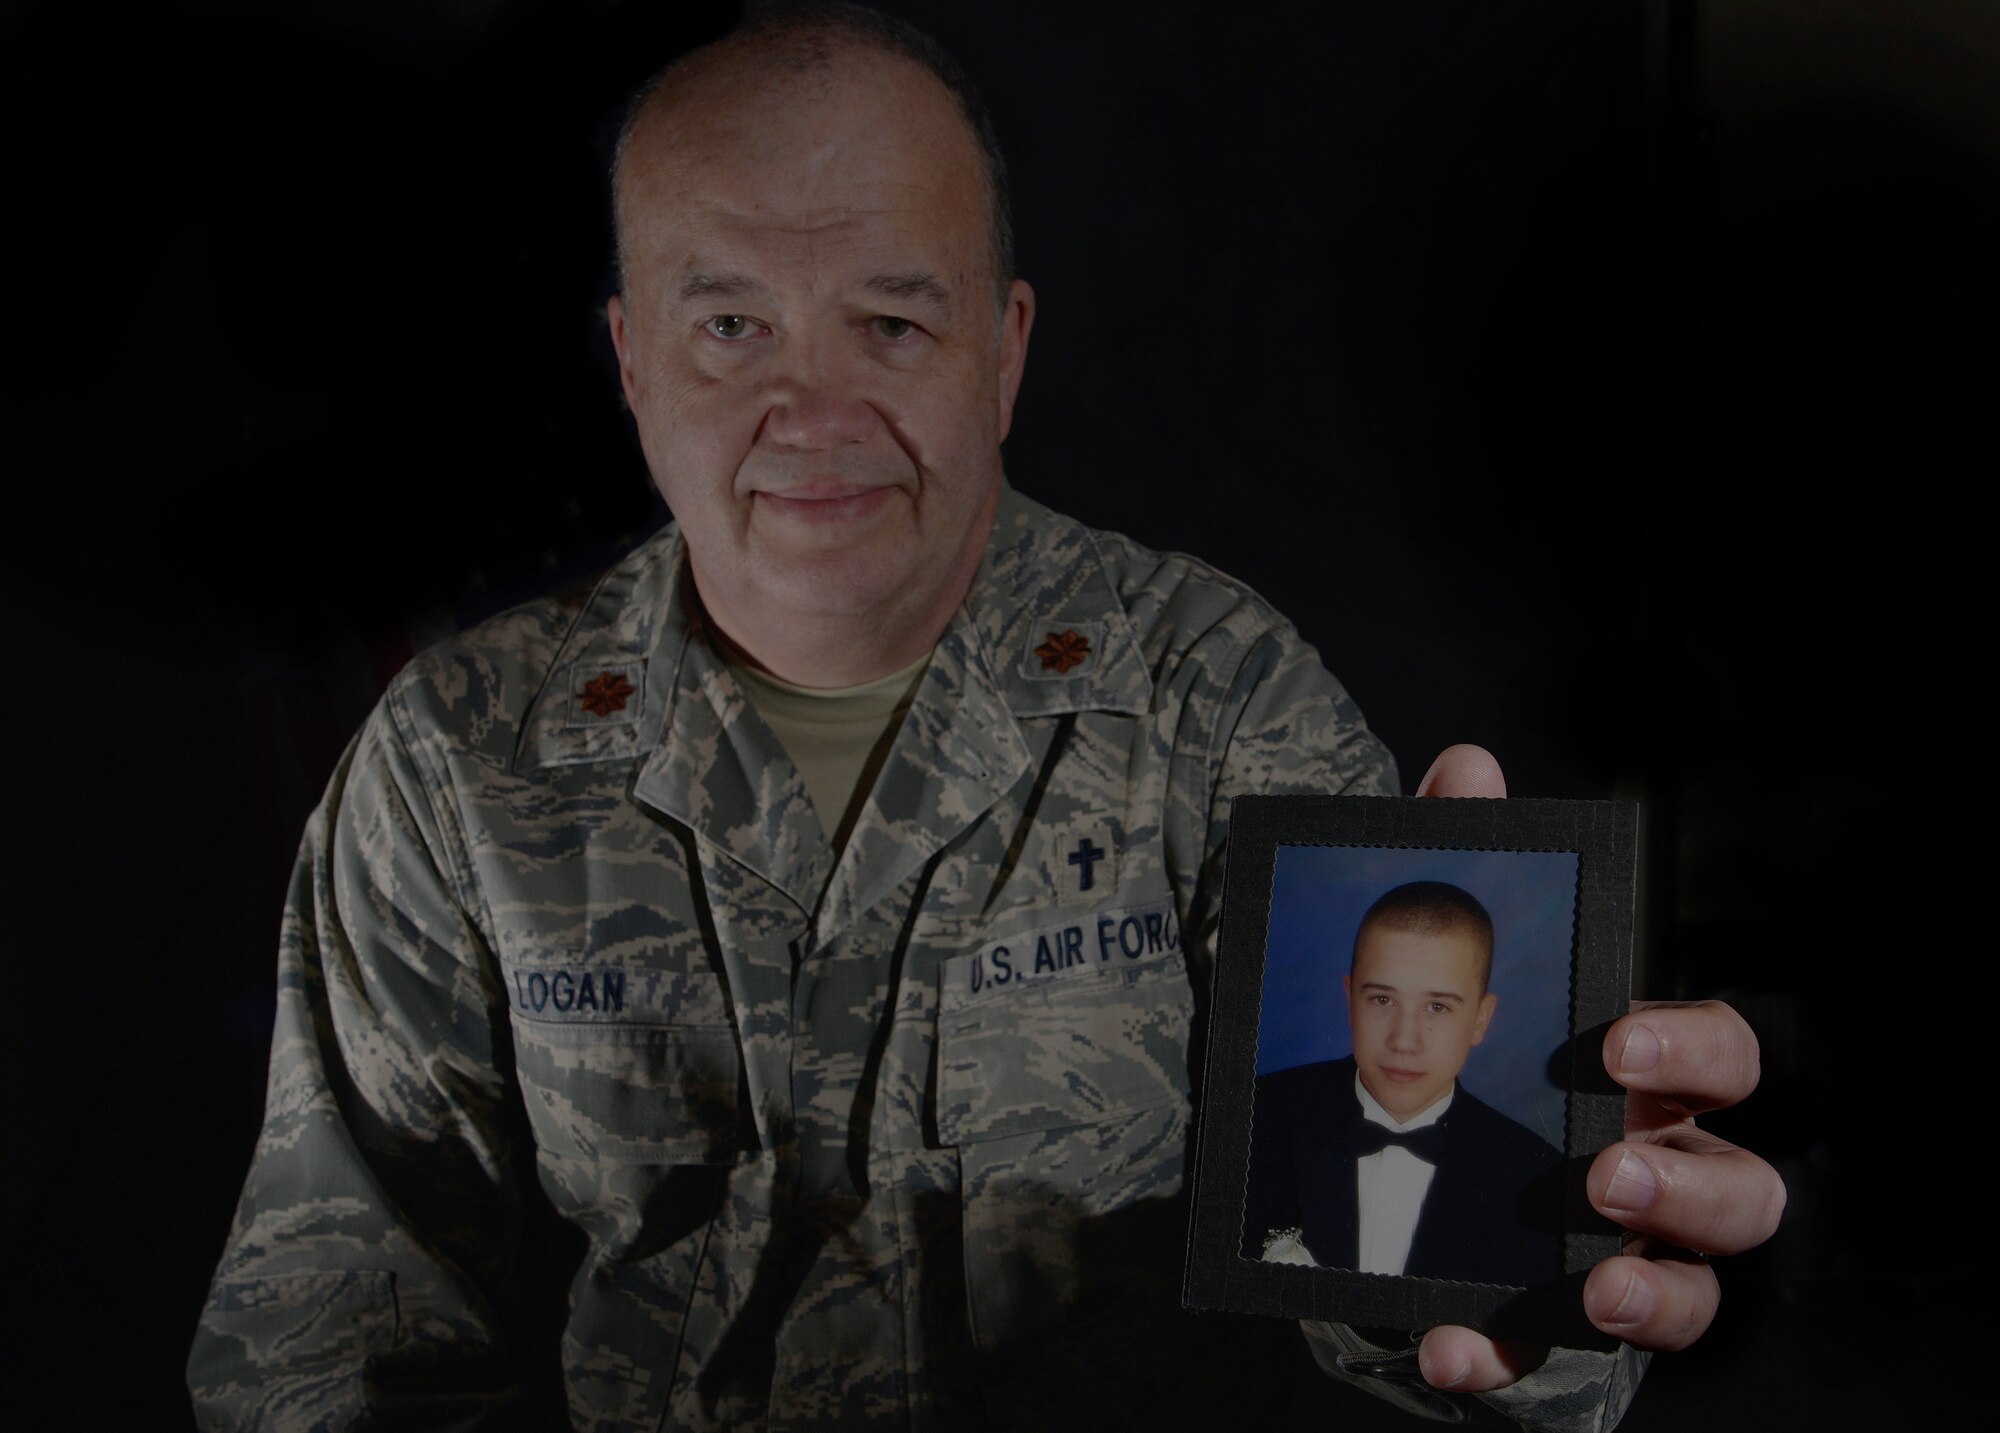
[1068,837,1106,892]
[1034,629,1092,674]
[577,672,636,718]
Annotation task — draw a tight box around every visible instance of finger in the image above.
[1415,744,1507,798]
[1603,1001,1761,1115]
[1589,1138,1787,1255]
[1583,1252,1720,1350]
[1417,1326,1546,1392]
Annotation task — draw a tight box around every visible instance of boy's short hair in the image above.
[1353,881,1496,993]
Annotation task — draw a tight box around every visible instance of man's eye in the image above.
[707,315,754,340]
[873,316,915,340]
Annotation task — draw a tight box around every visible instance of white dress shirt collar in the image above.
[1354,1070,1455,1131]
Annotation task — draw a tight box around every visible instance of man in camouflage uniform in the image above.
[190,7,1783,1430]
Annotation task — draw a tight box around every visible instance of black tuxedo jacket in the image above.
[1241,1056,1562,1287]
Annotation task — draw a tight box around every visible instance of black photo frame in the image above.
[1184,795,1638,1347]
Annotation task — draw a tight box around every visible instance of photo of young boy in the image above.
[1241,870,1567,1288]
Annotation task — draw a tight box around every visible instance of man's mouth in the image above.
[754,484,896,523]
[1377,1066,1426,1083]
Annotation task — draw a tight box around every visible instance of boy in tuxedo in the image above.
[1242,880,1562,1286]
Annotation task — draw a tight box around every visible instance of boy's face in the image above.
[1344,923,1498,1121]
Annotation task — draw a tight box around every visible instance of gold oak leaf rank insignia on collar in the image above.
[1034,629,1092,674]
[577,671,637,718]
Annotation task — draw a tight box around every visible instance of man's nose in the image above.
[1387,1010,1421,1053]
[762,348,879,451]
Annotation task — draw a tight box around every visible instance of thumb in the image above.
[1415,744,1507,798]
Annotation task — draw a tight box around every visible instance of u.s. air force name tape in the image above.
[939,899,1181,1013]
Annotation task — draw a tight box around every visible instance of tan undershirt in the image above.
[730,652,930,854]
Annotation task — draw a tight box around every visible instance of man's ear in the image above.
[1470,991,1498,1046]
[607,294,641,411]
[995,277,1035,442]
[1341,973,1352,1002]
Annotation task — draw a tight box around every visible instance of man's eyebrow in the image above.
[676,273,762,303]
[1358,981,1464,1001]
[865,272,951,305]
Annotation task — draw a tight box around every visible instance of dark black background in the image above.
[2,1,1989,1426]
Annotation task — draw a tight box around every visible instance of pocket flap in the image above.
[936,903,1191,1146]
[510,970,746,1164]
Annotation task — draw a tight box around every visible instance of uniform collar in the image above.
[813,486,1153,937]
[518,484,1154,925]
[510,526,685,777]
[964,483,1152,720]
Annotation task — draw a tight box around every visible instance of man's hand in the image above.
[1407,746,1786,1393]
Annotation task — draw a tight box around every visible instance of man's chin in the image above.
[758,555,925,623]
[1360,1068,1444,1120]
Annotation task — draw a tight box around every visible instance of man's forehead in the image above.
[655,200,968,297]
[662,184,950,237]
[1355,926,1482,981]
[623,148,982,310]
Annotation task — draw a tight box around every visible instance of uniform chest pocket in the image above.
[509,968,746,1166]
[935,922,1193,1147]
[936,915,1196,1358]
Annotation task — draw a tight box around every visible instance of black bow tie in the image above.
[1351,1118,1449,1164]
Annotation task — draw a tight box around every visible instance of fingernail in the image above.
[1602,1149,1659,1214]
[1421,1348,1471,1390]
[1600,1269,1658,1330]
[1415,753,1445,796]
[1618,1023,1661,1075]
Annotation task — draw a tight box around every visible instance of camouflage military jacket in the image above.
[191,489,1638,1431]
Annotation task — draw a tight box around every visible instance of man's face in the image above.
[607,48,1033,671]
[1343,923,1498,1121]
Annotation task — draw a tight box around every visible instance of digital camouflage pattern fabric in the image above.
[190,488,1642,1430]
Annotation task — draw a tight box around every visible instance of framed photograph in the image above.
[1184,796,1637,1346]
